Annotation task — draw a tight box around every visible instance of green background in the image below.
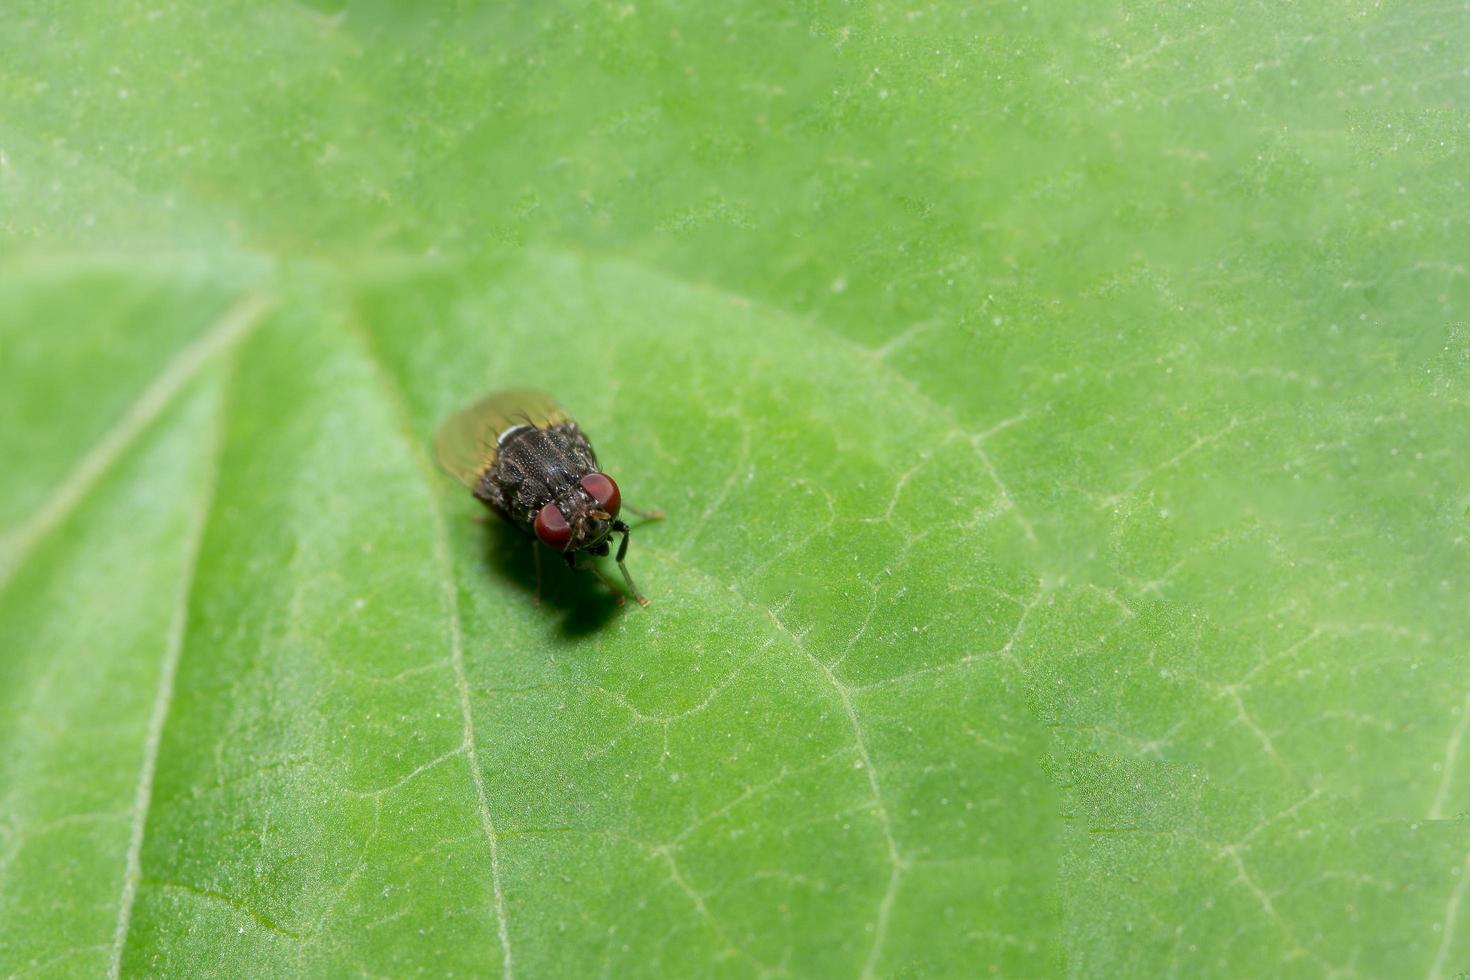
[2,1,1467,977]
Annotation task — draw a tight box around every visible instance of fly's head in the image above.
[533,472,623,553]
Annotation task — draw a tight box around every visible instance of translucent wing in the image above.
[434,388,573,487]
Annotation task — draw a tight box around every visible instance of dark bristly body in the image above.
[434,388,655,606]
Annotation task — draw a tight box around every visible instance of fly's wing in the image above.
[433,388,573,487]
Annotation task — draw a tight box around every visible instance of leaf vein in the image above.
[345,317,515,980]
[0,292,270,595]
[1430,690,1470,820]
[643,546,905,978]
[107,355,233,979]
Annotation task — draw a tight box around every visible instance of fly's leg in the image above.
[625,504,665,521]
[611,520,650,607]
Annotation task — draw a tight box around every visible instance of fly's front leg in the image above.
[625,504,664,521]
[611,520,650,607]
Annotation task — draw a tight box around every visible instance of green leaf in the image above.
[1,3,1466,978]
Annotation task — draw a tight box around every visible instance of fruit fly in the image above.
[435,388,658,606]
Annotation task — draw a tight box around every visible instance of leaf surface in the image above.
[1,2,1467,977]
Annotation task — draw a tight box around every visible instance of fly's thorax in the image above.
[484,424,596,522]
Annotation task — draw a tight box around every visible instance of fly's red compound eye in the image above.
[534,502,573,550]
[580,473,621,519]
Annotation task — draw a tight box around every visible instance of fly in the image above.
[435,388,660,606]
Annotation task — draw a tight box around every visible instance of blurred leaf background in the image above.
[2,1,1468,977]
